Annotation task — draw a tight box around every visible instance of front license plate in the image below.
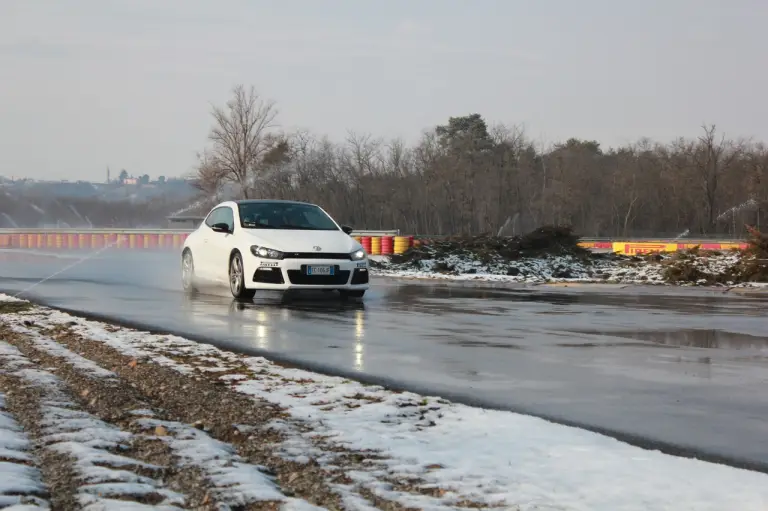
[306,265,334,276]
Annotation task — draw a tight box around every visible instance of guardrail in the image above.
[0,229,751,255]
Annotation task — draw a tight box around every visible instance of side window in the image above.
[205,208,222,228]
[221,207,235,232]
[204,207,235,232]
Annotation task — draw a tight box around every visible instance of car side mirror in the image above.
[211,223,231,234]
[341,225,354,235]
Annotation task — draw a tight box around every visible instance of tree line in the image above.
[191,85,767,238]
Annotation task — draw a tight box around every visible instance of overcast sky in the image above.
[2,0,766,181]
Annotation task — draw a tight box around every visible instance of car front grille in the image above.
[282,252,351,260]
[287,268,350,285]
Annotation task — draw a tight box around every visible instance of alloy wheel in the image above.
[230,254,243,295]
[182,252,194,289]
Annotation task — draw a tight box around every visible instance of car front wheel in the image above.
[229,251,256,301]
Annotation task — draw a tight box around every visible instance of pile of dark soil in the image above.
[661,247,727,285]
[726,226,768,283]
[388,226,590,267]
[659,227,768,285]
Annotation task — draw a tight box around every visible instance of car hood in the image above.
[240,229,361,253]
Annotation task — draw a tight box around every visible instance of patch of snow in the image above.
[10,306,766,510]
[0,293,25,303]
[233,364,768,510]
[0,342,185,509]
[0,312,318,510]
[128,409,155,417]
[133,417,291,506]
[0,393,48,508]
[5,324,116,380]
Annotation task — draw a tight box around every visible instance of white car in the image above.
[181,199,370,300]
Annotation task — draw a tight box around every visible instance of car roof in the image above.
[233,199,316,206]
[206,199,321,216]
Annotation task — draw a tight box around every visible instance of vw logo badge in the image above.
[313,246,322,251]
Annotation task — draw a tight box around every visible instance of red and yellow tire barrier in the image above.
[361,236,372,253]
[393,236,410,254]
[370,236,382,255]
[380,236,394,255]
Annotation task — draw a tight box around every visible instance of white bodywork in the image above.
[181,200,369,296]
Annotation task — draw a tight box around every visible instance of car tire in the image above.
[340,289,365,299]
[181,249,198,294]
[229,251,256,301]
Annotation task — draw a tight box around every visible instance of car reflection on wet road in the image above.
[0,249,767,471]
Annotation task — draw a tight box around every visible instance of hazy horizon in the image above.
[2,0,767,181]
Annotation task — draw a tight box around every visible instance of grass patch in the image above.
[0,301,34,314]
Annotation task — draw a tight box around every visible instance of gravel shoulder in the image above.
[1,296,767,511]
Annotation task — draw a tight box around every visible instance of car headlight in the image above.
[351,249,367,261]
[250,245,283,259]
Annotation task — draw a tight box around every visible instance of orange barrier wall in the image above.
[0,232,190,250]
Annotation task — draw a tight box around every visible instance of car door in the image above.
[206,206,236,284]
[195,208,224,282]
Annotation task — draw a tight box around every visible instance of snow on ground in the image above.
[0,328,322,508]
[370,251,758,287]
[0,393,48,508]
[0,342,185,510]
[2,294,766,511]
[130,412,290,507]
[10,327,116,380]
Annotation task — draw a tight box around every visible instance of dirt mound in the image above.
[726,226,768,283]
[657,227,767,285]
[660,246,731,285]
[389,226,589,266]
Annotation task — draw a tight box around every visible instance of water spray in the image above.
[11,235,130,299]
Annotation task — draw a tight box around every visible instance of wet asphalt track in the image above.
[1,249,767,472]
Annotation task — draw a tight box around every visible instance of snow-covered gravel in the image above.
[1,294,767,510]
[370,251,762,287]
[0,392,48,508]
[0,342,185,510]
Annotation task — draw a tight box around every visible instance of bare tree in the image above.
[693,124,744,231]
[199,85,281,199]
[190,149,225,197]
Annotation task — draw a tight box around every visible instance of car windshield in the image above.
[237,202,340,231]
